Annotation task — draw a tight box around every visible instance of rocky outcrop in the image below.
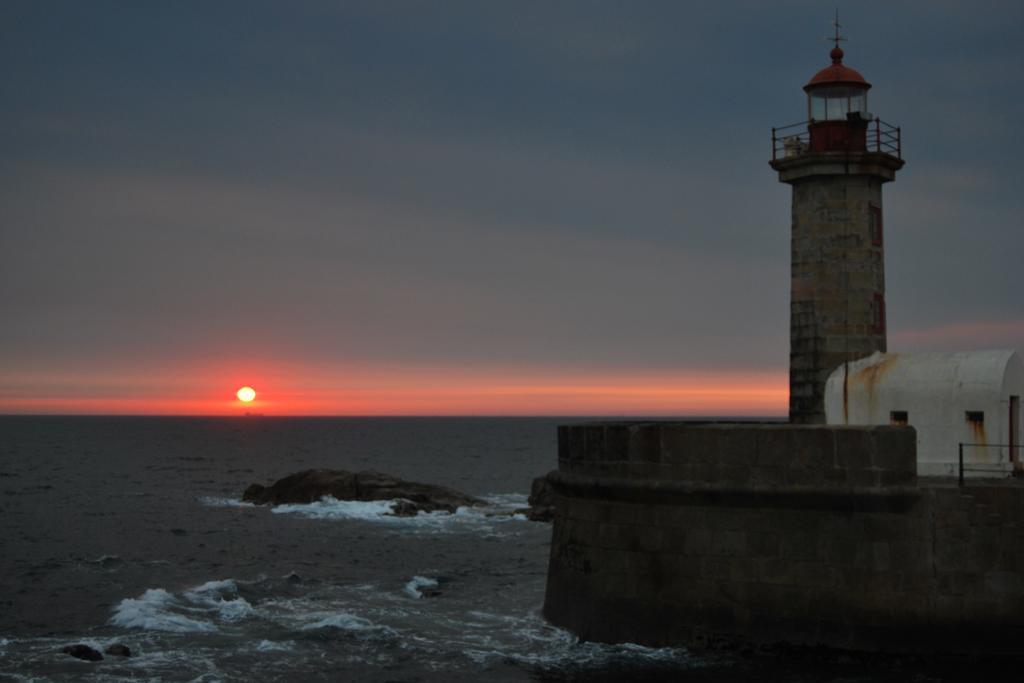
[514,475,557,522]
[62,644,102,661]
[104,643,131,657]
[242,469,485,515]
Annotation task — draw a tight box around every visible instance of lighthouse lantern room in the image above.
[804,46,872,152]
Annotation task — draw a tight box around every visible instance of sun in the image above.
[236,386,256,403]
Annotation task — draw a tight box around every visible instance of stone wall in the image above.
[543,422,1024,655]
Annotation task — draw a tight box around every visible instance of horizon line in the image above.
[0,413,788,419]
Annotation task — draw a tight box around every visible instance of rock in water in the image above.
[528,474,554,509]
[62,644,103,661]
[242,469,484,515]
[514,475,557,522]
[388,499,422,517]
[104,643,131,657]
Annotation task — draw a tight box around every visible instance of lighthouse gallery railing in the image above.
[771,118,901,162]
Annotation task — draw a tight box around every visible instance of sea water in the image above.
[0,417,1009,681]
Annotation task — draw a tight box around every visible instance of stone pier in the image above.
[542,422,1024,655]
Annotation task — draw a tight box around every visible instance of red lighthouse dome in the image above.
[804,47,871,91]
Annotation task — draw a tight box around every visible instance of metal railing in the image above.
[771,118,901,162]
[958,443,1023,487]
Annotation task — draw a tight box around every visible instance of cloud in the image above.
[0,162,788,375]
[891,320,1024,352]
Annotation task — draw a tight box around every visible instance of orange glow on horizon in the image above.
[0,363,788,417]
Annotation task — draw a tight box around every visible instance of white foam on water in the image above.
[111,648,224,683]
[481,493,530,509]
[264,583,696,674]
[198,496,256,508]
[272,497,400,520]
[202,491,534,535]
[31,575,702,681]
[448,609,697,671]
[183,579,254,622]
[111,646,218,673]
[269,497,516,535]
[111,579,254,633]
[185,673,221,683]
[111,588,218,633]
[184,578,238,597]
[299,612,377,631]
[253,592,403,642]
[404,575,439,599]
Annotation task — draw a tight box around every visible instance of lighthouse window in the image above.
[810,87,868,121]
[826,94,847,120]
[966,411,984,424]
[871,293,886,334]
[850,91,867,115]
[811,94,827,120]
[870,204,883,246]
[890,411,909,426]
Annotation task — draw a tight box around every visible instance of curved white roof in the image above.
[825,350,1024,475]
[827,350,1022,407]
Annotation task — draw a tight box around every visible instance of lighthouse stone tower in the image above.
[770,43,903,423]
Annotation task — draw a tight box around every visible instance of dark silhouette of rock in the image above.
[388,499,421,517]
[528,475,555,509]
[514,475,557,522]
[242,469,484,515]
[104,643,131,657]
[62,644,103,661]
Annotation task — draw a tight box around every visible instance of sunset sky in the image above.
[2,1,1022,416]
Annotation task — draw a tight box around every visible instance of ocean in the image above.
[0,417,1006,681]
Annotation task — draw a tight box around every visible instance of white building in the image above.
[824,350,1024,477]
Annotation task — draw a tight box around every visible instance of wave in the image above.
[196,496,257,508]
[481,493,530,509]
[272,497,402,520]
[110,588,219,633]
[201,492,533,534]
[255,639,295,652]
[110,576,401,642]
[78,573,706,681]
[299,612,378,632]
[404,575,439,599]
[85,554,123,568]
[110,579,253,633]
[183,579,255,622]
[453,610,699,672]
[270,497,531,535]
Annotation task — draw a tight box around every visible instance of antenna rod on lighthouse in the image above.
[826,9,847,48]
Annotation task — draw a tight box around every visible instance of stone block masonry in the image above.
[772,151,904,424]
[542,422,1024,655]
[788,173,888,423]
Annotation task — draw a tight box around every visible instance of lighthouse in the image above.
[771,33,904,423]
